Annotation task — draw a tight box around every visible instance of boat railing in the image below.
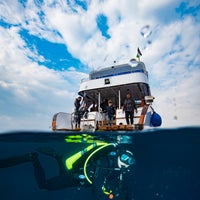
[52,104,153,131]
[80,108,143,127]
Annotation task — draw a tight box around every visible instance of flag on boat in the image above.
[136,48,142,61]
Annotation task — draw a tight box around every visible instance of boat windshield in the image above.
[89,62,147,80]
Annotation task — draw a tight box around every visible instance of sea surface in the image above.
[0,127,200,200]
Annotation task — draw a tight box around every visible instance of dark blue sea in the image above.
[0,127,200,200]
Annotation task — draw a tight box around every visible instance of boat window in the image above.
[89,63,147,80]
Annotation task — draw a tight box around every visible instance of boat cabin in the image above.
[77,60,154,131]
[52,60,157,131]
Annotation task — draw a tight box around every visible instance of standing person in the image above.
[123,93,137,125]
[100,99,108,113]
[80,104,89,119]
[106,100,115,126]
[74,96,82,128]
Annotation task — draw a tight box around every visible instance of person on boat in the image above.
[0,143,135,199]
[74,96,82,128]
[79,104,89,119]
[123,93,138,125]
[106,100,115,126]
[100,99,108,113]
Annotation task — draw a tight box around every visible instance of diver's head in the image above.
[118,150,135,169]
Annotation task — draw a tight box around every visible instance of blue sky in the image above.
[0,0,200,132]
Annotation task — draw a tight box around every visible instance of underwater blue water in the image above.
[0,127,200,200]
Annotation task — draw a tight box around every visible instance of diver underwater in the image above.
[0,137,135,200]
[1,128,200,200]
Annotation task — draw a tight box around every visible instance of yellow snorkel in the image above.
[65,141,109,170]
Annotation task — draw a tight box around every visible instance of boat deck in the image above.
[97,124,143,131]
[53,125,143,132]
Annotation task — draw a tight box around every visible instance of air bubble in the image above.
[140,25,152,38]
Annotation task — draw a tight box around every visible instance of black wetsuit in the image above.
[123,98,137,125]
[74,98,82,128]
[0,146,133,199]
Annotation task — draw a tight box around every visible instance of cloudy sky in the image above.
[0,0,199,132]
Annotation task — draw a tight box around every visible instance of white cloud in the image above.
[143,15,200,127]
[0,25,86,132]
[0,0,24,24]
[153,68,200,127]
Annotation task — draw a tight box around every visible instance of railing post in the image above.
[118,89,121,109]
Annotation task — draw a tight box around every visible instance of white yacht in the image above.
[52,59,161,131]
